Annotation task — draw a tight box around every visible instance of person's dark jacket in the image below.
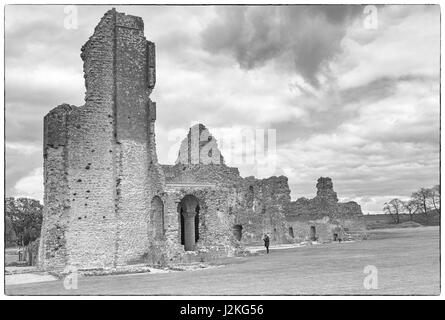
[263,235,270,247]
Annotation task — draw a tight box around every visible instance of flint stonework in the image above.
[40,9,365,272]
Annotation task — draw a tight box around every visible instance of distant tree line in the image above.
[5,197,43,247]
[383,185,440,224]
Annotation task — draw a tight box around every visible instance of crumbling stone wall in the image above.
[40,104,74,270]
[288,177,362,219]
[286,177,366,241]
[163,164,242,186]
[162,164,245,260]
[40,10,367,272]
[232,176,291,244]
[176,124,224,165]
[40,9,164,271]
[163,124,292,250]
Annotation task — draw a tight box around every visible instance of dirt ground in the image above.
[5,226,440,296]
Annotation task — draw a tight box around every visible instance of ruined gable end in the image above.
[176,123,225,165]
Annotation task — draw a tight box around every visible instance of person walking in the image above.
[263,234,270,254]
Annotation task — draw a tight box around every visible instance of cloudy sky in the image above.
[5,5,440,214]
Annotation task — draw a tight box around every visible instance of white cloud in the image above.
[5,142,41,155]
[14,167,44,201]
[334,6,439,90]
[4,5,440,215]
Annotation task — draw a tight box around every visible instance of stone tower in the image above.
[316,177,338,203]
[39,9,164,271]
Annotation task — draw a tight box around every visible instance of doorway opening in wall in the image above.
[233,224,243,241]
[179,195,200,251]
[310,226,316,241]
[180,207,200,244]
[195,209,199,242]
[181,213,184,245]
[288,227,294,238]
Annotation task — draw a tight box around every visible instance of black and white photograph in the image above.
[1,2,442,299]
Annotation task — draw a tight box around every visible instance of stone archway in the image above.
[179,195,200,251]
[310,226,316,241]
[150,196,164,240]
[288,227,294,238]
[232,224,243,241]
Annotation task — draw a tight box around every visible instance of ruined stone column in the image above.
[182,210,197,251]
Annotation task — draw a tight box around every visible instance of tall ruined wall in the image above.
[40,104,76,270]
[288,177,363,219]
[176,123,225,165]
[163,187,238,261]
[162,164,242,257]
[107,10,163,266]
[161,170,294,257]
[338,201,362,216]
[162,124,292,252]
[233,176,291,244]
[286,177,366,242]
[316,177,338,202]
[40,9,163,271]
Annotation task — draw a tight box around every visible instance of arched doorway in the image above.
[310,226,316,241]
[150,196,164,240]
[179,195,200,251]
[288,227,294,238]
[180,205,200,245]
[232,224,243,241]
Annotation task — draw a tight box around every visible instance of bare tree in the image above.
[430,185,440,212]
[411,188,433,215]
[404,199,418,221]
[383,198,405,224]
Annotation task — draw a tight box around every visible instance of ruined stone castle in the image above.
[39,9,365,271]
[287,177,367,242]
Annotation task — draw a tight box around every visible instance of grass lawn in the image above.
[5,247,20,265]
[5,226,440,295]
